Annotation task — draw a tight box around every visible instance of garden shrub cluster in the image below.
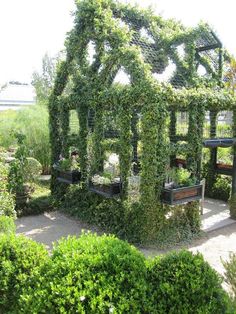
[19,234,147,313]
[0,232,232,313]
[60,185,200,246]
[0,162,16,218]
[0,161,16,233]
[0,105,50,173]
[3,133,52,217]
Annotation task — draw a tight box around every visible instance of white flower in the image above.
[109,307,114,313]
[80,296,86,302]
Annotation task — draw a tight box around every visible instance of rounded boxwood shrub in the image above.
[20,233,148,313]
[0,216,15,234]
[24,157,42,182]
[0,234,48,313]
[146,250,229,313]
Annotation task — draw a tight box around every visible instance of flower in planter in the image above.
[166,168,196,188]
[91,172,120,186]
[55,152,80,172]
[91,153,120,185]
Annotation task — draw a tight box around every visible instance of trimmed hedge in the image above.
[0,234,48,313]
[147,250,230,314]
[19,233,148,313]
[0,233,233,313]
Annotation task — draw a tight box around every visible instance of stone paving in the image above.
[201,198,235,232]
[16,198,236,283]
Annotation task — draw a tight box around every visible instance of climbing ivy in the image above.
[49,0,236,242]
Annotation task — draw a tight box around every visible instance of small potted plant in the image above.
[162,168,203,205]
[90,172,121,197]
[89,153,121,197]
[54,151,81,184]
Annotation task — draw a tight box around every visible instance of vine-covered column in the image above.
[60,105,70,159]
[77,103,89,181]
[187,102,204,179]
[140,102,160,240]
[118,104,132,199]
[169,109,177,167]
[49,96,63,194]
[206,111,218,196]
[49,59,72,194]
[186,101,204,232]
[49,96,62,166]
[91,108,104,175]
[131,109,139,175]
[156,113,169,199]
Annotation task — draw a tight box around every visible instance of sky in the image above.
[0,0,235,85]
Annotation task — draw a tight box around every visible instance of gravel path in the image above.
[16,211,236,283]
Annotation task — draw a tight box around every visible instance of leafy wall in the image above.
[49,0,236,242]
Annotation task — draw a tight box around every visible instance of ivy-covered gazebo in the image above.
[49,0,236,243]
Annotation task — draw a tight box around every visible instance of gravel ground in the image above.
[16,211,236,288]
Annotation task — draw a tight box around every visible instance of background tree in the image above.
[32,53,59,104]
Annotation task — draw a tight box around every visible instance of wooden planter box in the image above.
[215,163,233,176]
[57,170,81,184]
[162,184,202,205]
[89,181,122,198]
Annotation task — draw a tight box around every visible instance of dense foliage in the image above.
[0,234,48,313]
[20,233,147,313]
[0,216,15,235]
[211,175,231,201]
[147,250,229,313]
[0,233,232,313]
[47,0,236,242]
[0,162,16,217]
